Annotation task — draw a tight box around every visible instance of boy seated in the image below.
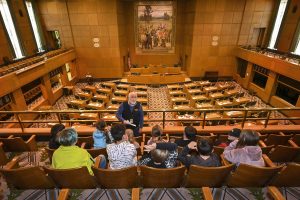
[178,139,221,168]
[146,149,169,168]
[174,125,197,147]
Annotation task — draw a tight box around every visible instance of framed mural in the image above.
[135,1,176,54]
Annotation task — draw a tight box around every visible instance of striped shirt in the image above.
[107,141,137,169]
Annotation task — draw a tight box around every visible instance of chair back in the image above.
[134,136,143,145]
[292,134,300,146]
[77,136,94,149]
[196,135,217,143]
[268,145,300,163]
[45,147,56,164]
[213,146,225,156]
[261,145,275,155]
[43,166,96,189]
[92,166,138,188]
[140,165,185,188]
[86,148,107,158]
[0,166,55,189]
[186,164,234,187]
[226,163,282,187]
[270,163,300,187]
[264,134,291,146]
[0,137,30,152]
[0,143,8,165]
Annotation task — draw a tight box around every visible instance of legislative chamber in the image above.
[0,0,300,200]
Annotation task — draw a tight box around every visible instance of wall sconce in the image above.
[93,38,100,48]
[212,35,219,46]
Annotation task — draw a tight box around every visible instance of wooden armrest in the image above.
[278,132,285,136]
[26,135,38,151]
[166,133,169,141]
[262,154,276,167]
[81,142,87,149]
[94,156,101,168]
[259,140,267,147]
[4,156,20,169]
[140,142,144,153]
[220,154,230,166]
[131,188,140,200]
[288,140,299,147]
[8,135,14,139]
[202,187,213,200]
[267,186,285,200]
[57,188,70,200]
[256,131,262,136]
[209,132,214,136]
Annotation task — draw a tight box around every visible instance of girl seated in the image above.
[147,125,166,145]
[178,139,221,168]
[223,129,265,167]
[49,123,65,149]
[93,120,113,149]
[125,129,140,149]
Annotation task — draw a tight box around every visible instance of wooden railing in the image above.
[0,107,300,133]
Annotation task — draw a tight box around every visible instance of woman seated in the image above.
[49,123,65,149]
[147,125,166,145]
[106,124,137,169]
[178,139,221,168]
[52,128,105,175]
[223,129,265,167]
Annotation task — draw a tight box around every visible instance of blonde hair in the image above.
[125,129,136,144]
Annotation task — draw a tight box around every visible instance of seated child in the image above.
[93,120,113,149]
[146,149,169,168]
[147,125,165,145]
[175,125,197,147]
[125,129,140,149]
[214,128,241,147]
[178,139,221,168]
[49,123,65,149]
[223,129,265,167]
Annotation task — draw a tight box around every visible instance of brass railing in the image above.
[1,107,300,132]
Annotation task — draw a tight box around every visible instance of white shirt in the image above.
[107,141,137,169]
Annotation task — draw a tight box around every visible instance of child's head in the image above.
[95,120,107,131]
[50,123,65,139]
[151,125,163,142]
[151,149,169,164]
[111,124,126,142]
[184,126,197,140]
[228,128,241,141]
[197,139,213,156]
[236,129,259,148]
[125,129,135,143]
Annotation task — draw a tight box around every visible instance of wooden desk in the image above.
[97,88,112,95]
[167,84,182,90]
[187,89,202,95]
[224,111,244,118]
[209,92,224,99]
[217,84,230,90]
[171,97,189,104]
[39,105,53,110]
[102,114,117,121]
[224,89,238,96]
[86,102,104,110]
[215,100,233,107]
[195,103,213,109]
[111,96,127,102]
[204,113,222,120]
[117,84,130,90]
[173,105,192,110]
[137,91,148,98]
[203,86,218,93]
[77,92,92,99]
[114,90,128,96]
[184,82,199,88]
[191,95,208,101]
[93,94,109,103]
[234,97,250,104]
[102,82,116,89]
[127,74,185,84]
[70,100,86,107]
[84,86,97,94]
[79,113,98,119]
[106,103,120,110]
[169,90,185,96]
[135,85,148,91]
[198,81,210,87]
[138,98,148,103]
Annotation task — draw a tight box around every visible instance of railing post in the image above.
[56,112,62,124]
[241,110,248,129]
[162,111,165,129]
[15,113,24,133]
[264,110,271,128]
[202,111,206,129]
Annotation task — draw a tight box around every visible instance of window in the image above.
[268,0,288,49]
[252,65,269,89]
[293,21,300,55]
[25,1,44,52]
[237,58,247,78]
[275,75,300,106]
[0,0,24,58]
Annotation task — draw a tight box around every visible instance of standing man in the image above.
[116,91,144,136]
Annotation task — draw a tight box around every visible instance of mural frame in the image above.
[134,1,176,55]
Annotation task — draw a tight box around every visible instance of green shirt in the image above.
[52,145,94,175]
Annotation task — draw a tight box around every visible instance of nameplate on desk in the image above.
[15,61,45,75]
